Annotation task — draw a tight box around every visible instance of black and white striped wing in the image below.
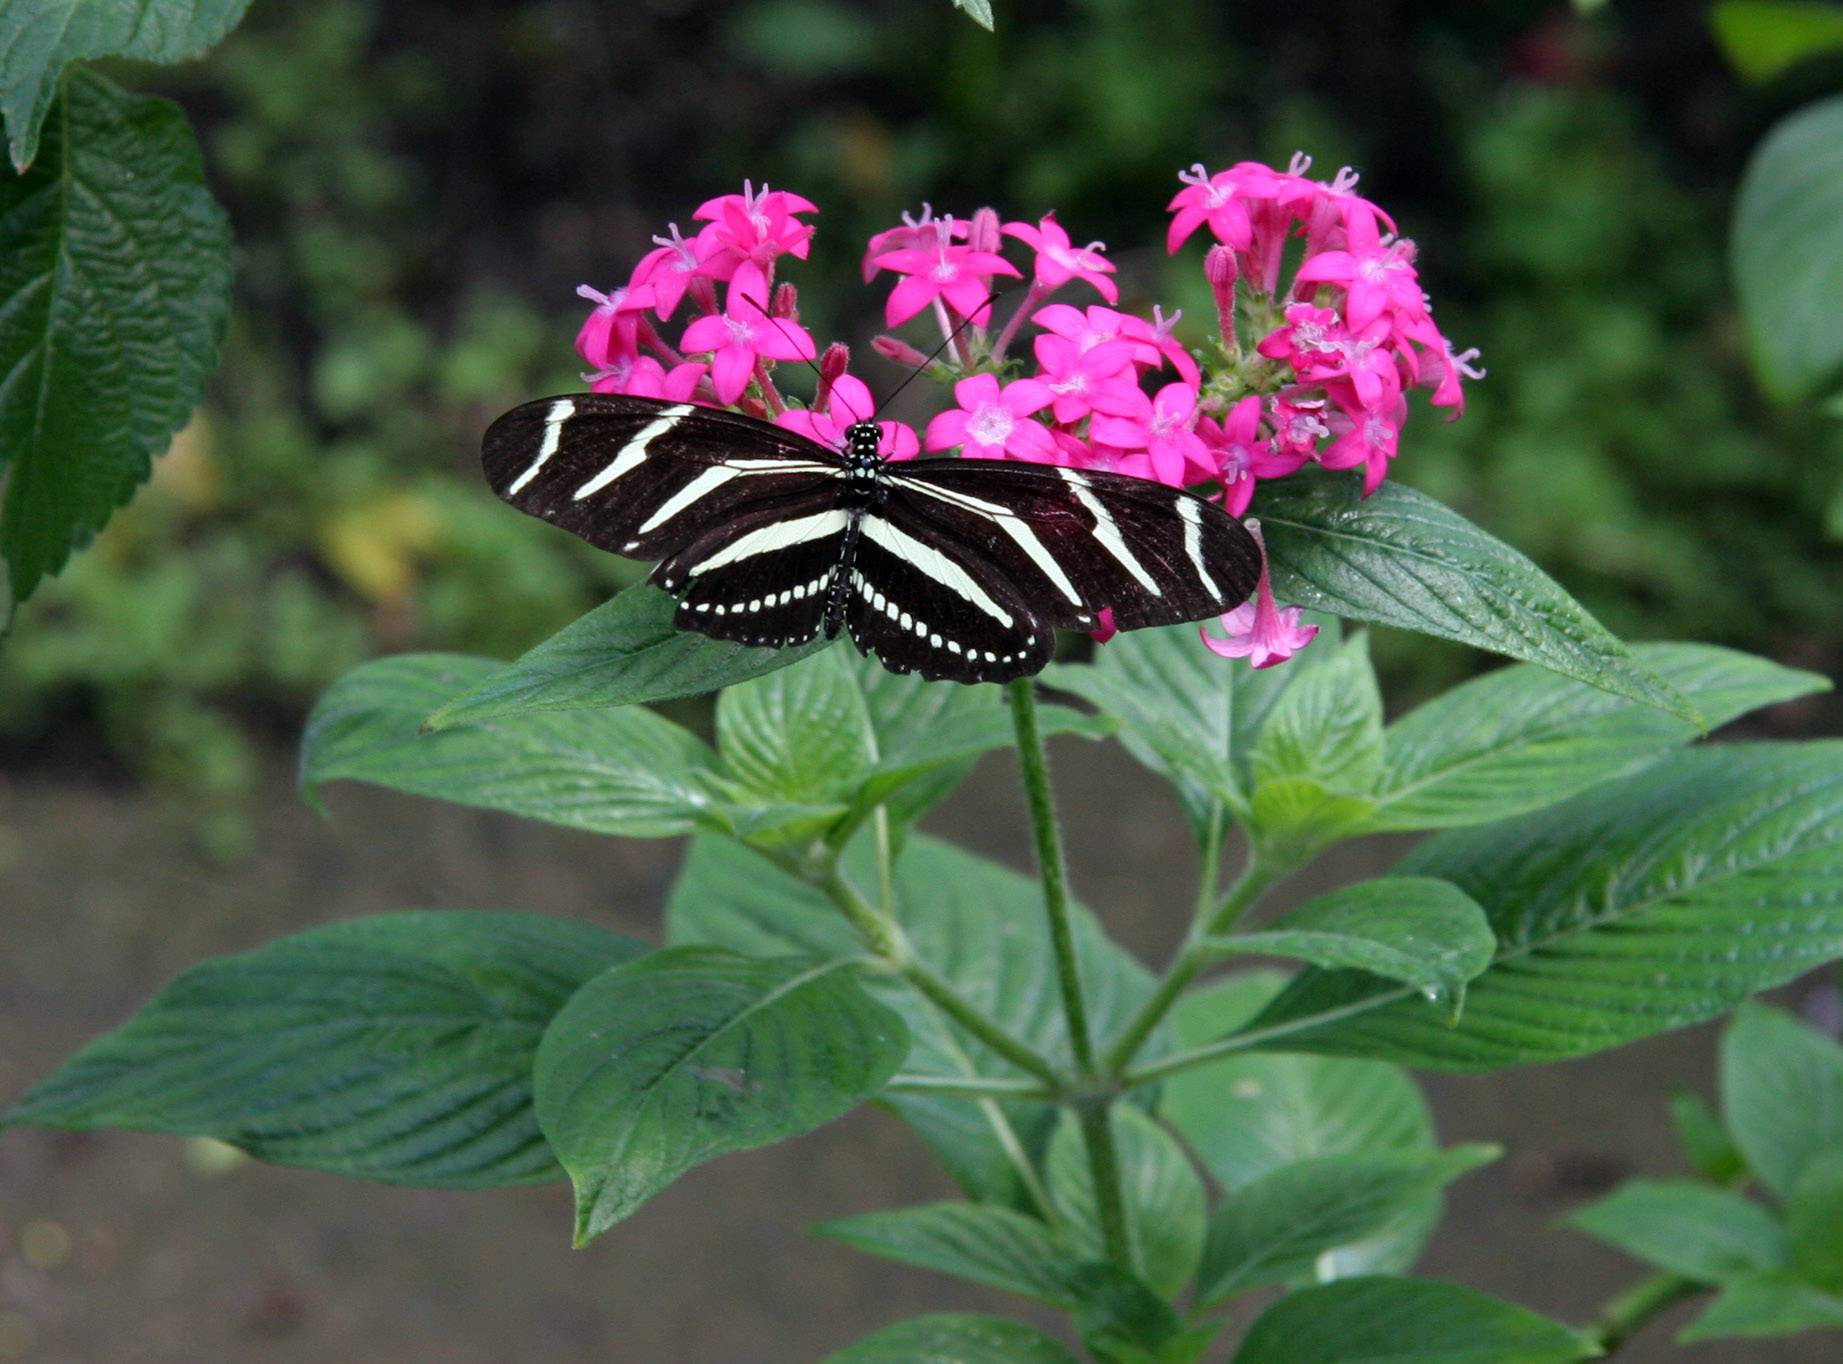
[847,460,1263,682]
[481,394,843,562]
[652,493,853,648]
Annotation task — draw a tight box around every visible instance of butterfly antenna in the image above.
[872,288,1007,420]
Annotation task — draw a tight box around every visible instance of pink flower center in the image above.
[968,404,1015,446]
[725,316,756,346]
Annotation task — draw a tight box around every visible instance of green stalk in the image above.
[1008,678,1130,1265]
[1590,1272,1702,1355]
[1122,984,1411,1088]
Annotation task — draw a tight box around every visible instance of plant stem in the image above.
[1008,678,1098,1076]
[1101,845,1281,1076]
[820,866,1065,1087]
[883,1074,1055,1100]
[1121,985,1409,1088]
[1590,1272,1702,1355]
[1076,1099,1134,1268]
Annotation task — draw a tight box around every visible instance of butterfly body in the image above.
[483,394,1262,684]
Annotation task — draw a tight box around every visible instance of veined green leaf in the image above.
[1231,1277,1598,1363]
[815,1202,1086,1306]
[425,585,833,727]
[301,653,721,837]
[1680,1274,1843,1342]
[1721,1001,1843,1199]
[0,71,230,614]
[1197,1145,1497,1303]
[1251,471,1693,720]
[825,1314,1078,1364]
[1045,1106,1206,1296]
[1733,96,1843,401]
[1242,743,1843,1068]
[1,0,253,170]
[5,912,643,1187]
[535,947,908,1243]
[1361,643,1827,832]
[717,647,875,806]
[1204,877,1494,999]
[1564,1180,1788,1282]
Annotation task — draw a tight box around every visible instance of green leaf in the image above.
[814,1202,1086,1306]
[1250,633,1384,794]
[5,912,642,1187]
[1789,1152,1843,1289]
[1204,877,1494,1001]
[717,647,875,806]
[849,655,1109,837]
[825,1315,1078,1364]
[1669,1090,1747,1185]
[1721,1001,1843,1199]
[1713,1,1843,83]
[300,654,721,837]
[534,947,908,1242]
[0,0,253,170]
[1244,743,1843,1068]
[1231,1277,1598,1364]
[952,0,996,30]
[1362,643,1828,832]
[1733,96,1843,401]
[1564,1180,1788,1282]
[0,70,230,614]
[1163,975,1443,1277]
[1196,1144,1497,1303]
[667,835,1158,1207]
[1680,1274,1843,1341]
[1043,621,1297,837]
[1070,1262,1217,1364]
[424,585,833,728]
[1251,472,1693,720]
[1045,1106,1206,1296]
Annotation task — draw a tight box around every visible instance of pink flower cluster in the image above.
[568,161,1478,670]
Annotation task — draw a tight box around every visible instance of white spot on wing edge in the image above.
[859,515,1014,627]
[508,399,576,495]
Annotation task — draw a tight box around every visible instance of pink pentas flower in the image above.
[1091,382,1212,487]
[1126,305,1202,387]
[1322,393,1406,494]
[693,181,818,281]
[679,263,817,405]
[590,355,708,402]
[575,282,657,369]
[1197,394,1267,516]
[1032,334,1139,423]
[1293,201,1426,332]
[631,224,711,320]
[925,373,1056,461]
[873,222,1021,327]
[1167,163,1255,254]
[862,205,967,282]
[777,374,919,461]
[1262,395,1328,471]
[1004,213,1119,303]
[1202,520,1317,668]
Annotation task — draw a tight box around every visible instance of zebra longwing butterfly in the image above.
[482,393,1262,684]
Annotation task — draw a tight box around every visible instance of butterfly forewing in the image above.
[481,394,843,560]
[481,393,1263,684]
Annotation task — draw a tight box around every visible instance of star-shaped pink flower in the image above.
[631,223,713,320]
[1294,202,1426,332]
[1167,163,1254,254]
[679,263,816,405]
[1197,394,1268,517]
[777,374,918,461]
[1003,213,1118,303]
[575,282,657,370]
[693,181,818,281]
[872,222,1021,327]
[1031,334,1139,423]
[1089,381,1211,487]
[925,373,1055,461]
[1201,520,1317,668]
[589,355,708,401]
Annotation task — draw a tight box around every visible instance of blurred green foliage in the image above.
[4,0,1838,844]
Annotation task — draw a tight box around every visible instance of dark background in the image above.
[2,0,1841,1359]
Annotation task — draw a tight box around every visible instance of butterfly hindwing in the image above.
[481,394,843,560]
[885,459,1263,630]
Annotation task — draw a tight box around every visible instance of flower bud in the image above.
[872,335,931,369]
[772,281,799,319]
[1206,245,1238,343]
[968,206,1002,256]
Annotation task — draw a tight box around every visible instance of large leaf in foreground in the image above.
[1251,471,1691,719]
[1241,743,1843,1068]
[534,947,908,1242]
[1232,1277,1596,1364]
[0,71,230,612]
[667,836,1158,1207]
[1,0,253,170]
[6,912,642,1186]
[301,654,720,836]
[1732,96,1843,401]
[1362,643,1826,832]
[426,585,832,727]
